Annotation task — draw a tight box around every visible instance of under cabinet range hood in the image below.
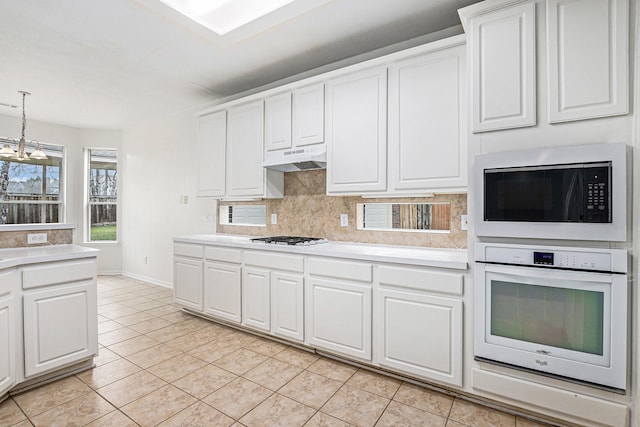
[263,145,326,172]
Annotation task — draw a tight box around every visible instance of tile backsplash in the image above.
[217,170,467,249]
[0,228,73,249]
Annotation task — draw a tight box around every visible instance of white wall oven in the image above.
[474,143,627,241]
[475,243,628,392]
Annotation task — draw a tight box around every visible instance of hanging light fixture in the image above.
[0,91,47,161]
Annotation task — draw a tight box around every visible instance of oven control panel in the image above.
[480,245,618,272]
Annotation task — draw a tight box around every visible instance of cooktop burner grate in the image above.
[251,236,327,246]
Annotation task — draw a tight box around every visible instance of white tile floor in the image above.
[0,275,559,426]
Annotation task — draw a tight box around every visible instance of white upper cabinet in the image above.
[293,84,325,146]
[546,0,629,123]
[265,93,292,151]
[196,110,226,197]
[388,44,467,191]
[461,0,536,132]
[326,67,387,194]
[227,101,284,198]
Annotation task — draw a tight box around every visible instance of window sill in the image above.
[0,223,77,232]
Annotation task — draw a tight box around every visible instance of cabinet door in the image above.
[265,93,292,151]
[242,268,271,331]
[388,45,466,191]
[197,110,226,197]
[173,257,203,311]
[0,272,15,396]
[378,288,462,386]
[226,101,265,197]
[469,2,536,132]
[23,282,98,377]
[271,272,304,342]
[306,277,372,361]
[204,262,242,323]
[293,84,324,147]
[326,68,387,194]
[547,0,628,123]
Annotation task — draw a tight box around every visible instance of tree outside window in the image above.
[88,149,117,241]
[0,140,63,225]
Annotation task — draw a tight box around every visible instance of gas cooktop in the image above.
[251,236,328,246]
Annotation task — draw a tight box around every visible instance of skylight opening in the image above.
[159,0,297,35]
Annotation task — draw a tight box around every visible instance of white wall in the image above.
[120,108,217,287]
[0,114,123,273]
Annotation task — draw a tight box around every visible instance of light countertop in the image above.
[0,245,100,270]
[174,234,468,270]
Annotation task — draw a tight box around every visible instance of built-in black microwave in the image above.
[473,143,627,242]
[483,162,612,223]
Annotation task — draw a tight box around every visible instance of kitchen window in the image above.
[87,149,118,241]
[0,139,64,225]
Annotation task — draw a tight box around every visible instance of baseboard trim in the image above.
[120,271,172,289]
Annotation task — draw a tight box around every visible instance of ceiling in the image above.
[0,0,479,130]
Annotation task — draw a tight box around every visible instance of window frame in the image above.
[0,138,65,226]
[85,148,119,244]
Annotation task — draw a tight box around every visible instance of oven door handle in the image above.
[481,263,615,284]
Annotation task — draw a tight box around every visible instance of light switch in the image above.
[340,214,348,227]
[461,215,469,231]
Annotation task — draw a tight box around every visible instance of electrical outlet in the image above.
[271,213,278,225]
[340,214,349,227]
[461,214,469,231]
[27,233,47,244]
[181,195,189,204]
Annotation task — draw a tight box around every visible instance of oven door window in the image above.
[484,270,612,366]
[491,280,604,355]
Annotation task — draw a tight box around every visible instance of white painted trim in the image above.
[0,223,77,232]
[121,272,173,289]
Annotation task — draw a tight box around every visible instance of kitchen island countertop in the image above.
[174,234,468,270]
[0,244,100,269]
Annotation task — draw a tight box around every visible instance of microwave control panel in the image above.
[584,165,611,222]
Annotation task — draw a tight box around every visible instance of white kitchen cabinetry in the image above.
[242,268,271,331]
[22,260,97,377]
[460,1,536,132]
[326,67,387,194]
[546,0,628,123]
[0,269,16,396]
[173,244,204,311]
[271,272,304,342]
[388,44,467,191]
[306,258,373,361]
[293,84,324,146]
[377,266,463,387]
[204,247,242,323]
[265,93,292,151]
[196,110,226,197]
[244,251,305,342]
[227,100,284,198]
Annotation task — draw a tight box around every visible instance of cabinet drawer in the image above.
[174,244,204,259]
[379,266,462,296]
[204,247,241,264]
[22,260,96,290]
[308,258,372,283]
[244,251,303,273]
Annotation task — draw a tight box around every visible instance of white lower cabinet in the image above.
[306,277,372,361]
[271,272,304,342]
[378,288,462,386]
[173,257,203,311]
[0,269,16,396]
[204,261,242,323]
[23,280,97,377]
[377,265,463,387]
[242,268,271,331]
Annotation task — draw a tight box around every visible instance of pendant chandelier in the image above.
[0,91,47,161]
